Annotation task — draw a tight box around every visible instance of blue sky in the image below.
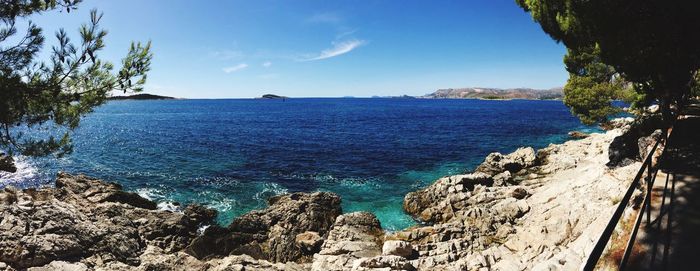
[23,0,567,98]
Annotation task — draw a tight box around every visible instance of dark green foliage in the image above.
[0,0,152,162]
[561,45,634,125]
[563,75,621,125]
[517,0,700,122]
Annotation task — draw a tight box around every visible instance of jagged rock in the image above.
[312,212,384,271]
[476,147,537,175]
[186,192,342,263]
[607,114,663,167]
[55,173,157,210]
[403,172,490,224]
[382,240,414,259]
[510,187,528,199]
[88,245,307,271]
[568,131,589,139]
[0,123,643,270]
[0,189,143,268]
[491,198,529,221]
[638,129,663,159]
[296,231,324,254]
[0,153,16,173]
[493,171,512,186]
[607,135,638,167]
[128,203,217,253]
[118,245,209,271]
[207,254,307,271]
[606,117,635,130]
[0,173,216,270]
[27,261,88,271]
[352,255,416,271]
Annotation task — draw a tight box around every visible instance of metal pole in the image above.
[647,164,653,226]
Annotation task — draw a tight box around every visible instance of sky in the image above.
[21,0,568,98]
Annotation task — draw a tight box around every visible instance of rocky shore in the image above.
[0,118,658,270]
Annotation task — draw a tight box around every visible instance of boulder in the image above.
[27,261,87,271]
[382,241,414,259]
[403,172,490,223]
[296,231,324,253]
[0,173,217,270]
[510,187,529,200]
[352,255,416,271]
[0,153,16,173]
[0,186,144,268]
[55,173,157,210]
[568,131,589,139]
[476,147,537,175]
[607,134,639,167]
[493,171,512,186]
[129,203,218,253]
[607,117,635,130]
[607,114,663,167]
[638,129,663,160]
[186,192,342,263]
[312,212,384,271]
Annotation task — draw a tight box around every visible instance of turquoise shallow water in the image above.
[0,98,597,230]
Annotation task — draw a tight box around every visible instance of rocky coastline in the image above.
[0,117,659,270]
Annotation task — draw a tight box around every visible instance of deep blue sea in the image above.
[0,98,596,230]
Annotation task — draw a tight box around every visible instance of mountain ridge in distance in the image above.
[422,87,563,100]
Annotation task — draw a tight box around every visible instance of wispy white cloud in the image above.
[223,63,248,73]
[210,50,243,60]
[262,61,272,67]
[306,12,341,24]
[335,28,358,40]
[301,39,367,61]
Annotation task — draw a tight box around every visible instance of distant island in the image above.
[370,95,417,99]
[108,94,176,100]
[260,94,288,99]
[422,87,563,100]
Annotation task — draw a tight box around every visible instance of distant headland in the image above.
[260,94,288,99]
[108,94,176,100]
[422,87,563,100]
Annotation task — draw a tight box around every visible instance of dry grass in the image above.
[595,192,648,270]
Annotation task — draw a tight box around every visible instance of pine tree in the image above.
[0,0,152,171]
[516,0,700,123]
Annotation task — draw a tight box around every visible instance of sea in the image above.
[0,98,598,230]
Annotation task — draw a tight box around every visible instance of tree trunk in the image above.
[657,86,673,141]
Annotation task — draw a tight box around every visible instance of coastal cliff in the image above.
[0,118,656,270]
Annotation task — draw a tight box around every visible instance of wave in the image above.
[135,187,167,201]
[135,187,182,212]
[206,196,238,213]
[253,182,288,201]
[0,156,40,186]
[157,201,180,212]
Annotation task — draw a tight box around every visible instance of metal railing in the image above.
[583,126,671,271]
